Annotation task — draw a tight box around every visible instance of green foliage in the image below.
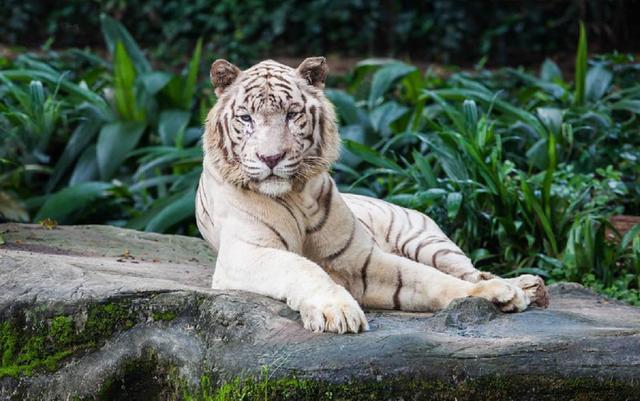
[0,16,207,233]
[0,302,136,378]
[181,369,640,401]
[1,1,638,65]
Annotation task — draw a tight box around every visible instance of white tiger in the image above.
[196,57,549,334]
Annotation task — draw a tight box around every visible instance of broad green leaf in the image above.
[34,182,112,223]
[369,101,408,135]
[385,194,421,209]
[446,192,463,219]
[504,267,551,278]
[416,188,448,201]
[573,22,587,105]
[145,188,195,232]
[158,110,191,146]
[536,107,562,135]
[343,140,403,171]
[113,41,145,121]
[0,191,29,222]
[611,99,640,114]
[183,127,204,146]
[620,224,640,250]
[326,89,360,125]
[368,62,417,108]
[540,59,563,82]
[0,69,108,110]
[462,99,479,135]
[412,151,438,188]
[46,118,102,192]
[100,14,151,73]
[338,125,367,167]
[69,145,100,185]
[585,64,612,102]
[96,121,146,180]
[140,72,173,95]
[427,88,546,137]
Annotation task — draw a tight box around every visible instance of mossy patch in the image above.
[152,310,177,322]
[179,370,640,401]
[0,301,136,378]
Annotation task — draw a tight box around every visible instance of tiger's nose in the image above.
[257,152,286,169]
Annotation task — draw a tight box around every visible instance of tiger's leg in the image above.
[319,196,530,313]
[214,226,368,334]
[345,244,530,313]
[343,194,549,308]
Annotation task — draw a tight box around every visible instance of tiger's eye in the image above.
[239,114,252,122]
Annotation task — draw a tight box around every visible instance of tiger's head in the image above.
[203,57,339,197]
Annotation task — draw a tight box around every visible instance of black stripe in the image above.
[309,105,317,137]
[276,198,303,236]
[400,231,422,256]
[317,110,325,149]
[431,249,465,268]
[393,269,403,310]
[403,208,413,229]
[272,82,292,91]
[215,121,229,160]
[242,76,262,87]
[308,178,326,217]
[236,207,289,250]
[270,74,291,84]
[196,187,212,222]
[385,210,395,243]
[325,219,355,260]
[360,247,373,296]
[357,217,373,233]
[306,180,333,233]
[413,236,449,261]
[394,230,402,253]
[420,215,429,230]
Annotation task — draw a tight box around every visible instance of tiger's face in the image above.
[204,58,339,197]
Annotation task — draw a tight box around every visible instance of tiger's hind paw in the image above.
[505,274,549,308]
[468,279,530,313]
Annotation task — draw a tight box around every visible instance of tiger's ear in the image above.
[210,59,241,96]
[297,57,328,88]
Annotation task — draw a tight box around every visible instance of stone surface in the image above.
[1,223,640,400]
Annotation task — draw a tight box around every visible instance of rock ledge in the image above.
[1,223,639,401]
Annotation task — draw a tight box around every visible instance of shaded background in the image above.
[2,0,640,68]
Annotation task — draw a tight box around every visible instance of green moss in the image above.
[0,300,138,379]
[0,320,74,378]
[152,311,177,322]
[83,302,135,347]
[51,316,74,347]
[179,371,640,401]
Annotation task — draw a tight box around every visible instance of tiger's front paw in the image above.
[299,287,368,334]
[468,279,530,313]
